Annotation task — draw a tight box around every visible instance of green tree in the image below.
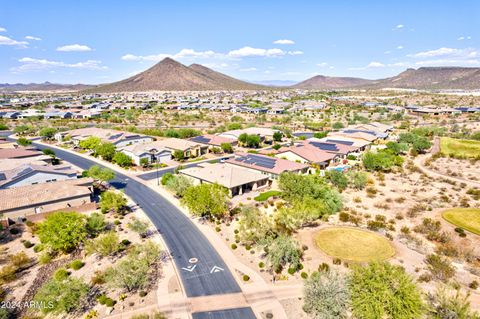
[303,270,350,319]
[17,137,31,146]
[86,165,115,183]
[173,150,185,161]
[313,131,328,139]
[386,141,409,155]
[181,183,229,218]
[79,136,101,150]
[273,131,283,142]
[14,125,33,135]
[161,172,174,185]
[347,171,368,190]
[245,134,261,148]
[0,123,9,131]
[42,148,56,157]
[350,262,424,319]
[128,218,150,237]
[38,212,87,253]
[275,196,330,232]
[113,152,133,167]
[85,232,120,257]
[362,151,402,172]
[39,127,57,140]
[412,136,432,153]
[262,235,302,272]
[95,142,116,161]
[332,122,344,130]
[237,206,273,244]
[34,277,89,314]
[220,142,233,153]
[326,170,349,191]
[86,212,106,236]
[105,241,160,292]
[140,157,150,167]
[165,175,192,197]
[100,191,127,214]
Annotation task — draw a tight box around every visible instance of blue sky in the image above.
[0,0,479,84]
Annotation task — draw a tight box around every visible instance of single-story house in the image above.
[314,136,371,151]
[218,127,279,143]
[275,141,344,168]
[0,178,94,219]
[153,138,208,158]
[0,164,78,189]
[189,134,237,151]
[119,141,172,165]
[225,152,309,179]
[54,127,154,148]
[179,163,269,196]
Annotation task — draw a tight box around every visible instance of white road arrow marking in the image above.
[181,265,197,272]
[210,265,224,274]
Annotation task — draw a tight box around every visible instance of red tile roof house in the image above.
[225,152,309,180]
[0,178,94,220]
[189,134,238,152]
[275,140,360,169]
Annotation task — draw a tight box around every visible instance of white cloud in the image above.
[409,47,478,59]
[415,59,480,67]
[457,36,471,41]
[397,45,403,49]
[239,67,257,72]
[0,27,6,32]
[395,24,404,29]
[13,57,107,72]
[349,61,385,70]
[288,50,304,55]
[273,39,295,45]
[122,49,219,62]
[227,46,286,58]
[56,44,92,52]
[367,61,385,68]
[25,35,41,41]
[0,35,28,47]
[317,62,334,69]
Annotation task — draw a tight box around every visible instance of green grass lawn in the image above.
[440,137,480,158]
[442,208,480,235]
[254,190,282,201]
[314,227,395,262]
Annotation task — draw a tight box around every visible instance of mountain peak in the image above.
[89,58,265,92]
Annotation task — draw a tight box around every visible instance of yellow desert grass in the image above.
[442,208,480,235]
[314,227,395,262]
[440,137,480,158]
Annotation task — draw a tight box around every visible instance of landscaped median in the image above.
[314,227,395,263]
[442,208,480,235]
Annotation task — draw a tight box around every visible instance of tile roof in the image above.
[226,152,308,175]
[0,178,93,212]
[180,163,268,188]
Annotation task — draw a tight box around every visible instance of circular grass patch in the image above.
[314,227,395,262]
[442,208,480,235]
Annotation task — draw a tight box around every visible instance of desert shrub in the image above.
[34,277,89,314]
[350,262,424,319]
[86,232,121,257]
[53,268,70,281]
[10,252,30,268]
[38,212,87,253]
[243,275,250,281]
[426,254,455,281]
[69,259,85,270]
[428,285,479,319]
[303,270,350,319]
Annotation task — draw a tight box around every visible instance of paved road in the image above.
[137,156,233,181]
[27,141,255,318]
[192,308,257,319]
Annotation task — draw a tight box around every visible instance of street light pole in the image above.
[156,156,160,186]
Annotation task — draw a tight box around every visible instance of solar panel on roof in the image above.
[310,142,339,152]
[326,139,354,146]
[191,136,211,143]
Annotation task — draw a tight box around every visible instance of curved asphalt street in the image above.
[28,142,255,318]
